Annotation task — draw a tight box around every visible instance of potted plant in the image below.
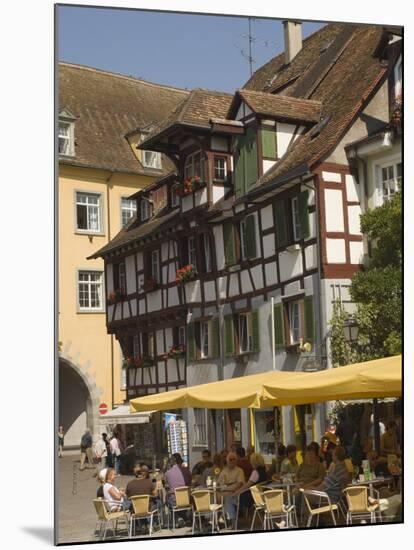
[178,175,202,196]
[176,264,197,284]
[143,276,157,292]
[168,344,186,358]
[107,289,125,304]
[391,94,402,131]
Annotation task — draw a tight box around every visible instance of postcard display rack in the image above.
[167,418,189,466]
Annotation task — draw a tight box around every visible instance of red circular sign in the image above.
[99,403,108,415]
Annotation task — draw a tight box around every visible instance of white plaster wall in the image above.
[162,265,168,285]
[137,252,143,272]
[348,205,362,235]
[263,234,276,258]
[156,330,164,355]
[107,304,114,319]
[125,255,136,294]
[308,212,316,240]
[185,280,202,303]
[211,137,227,151]
[114,303,122,321]
[228,273,240,297]
[168,286,179,307]
[283,280,301,296]
[130,299,137,317]
[265,261,278,286]
[304,276,314,296]
[123,302,129,318]
[276,122,296,157]
[218,276,227,299]
[138,299,146,315]
[204,281,216,302]
[195,188,208,207]
[325,189,344,232]
[147,290,162,311]
[350,241,364,264]
[322,171,342,183]
[106,264,113,293]
[165,327,173,350]
[326,239,346,263]
[251,264,264,289]
[158,364,166,384]
[214,226,225,270]
[236,101,252,121]
[240,270,254,294]
[161,242,169,262]
[235,204,245,213]
[279,250,303,281]
[305,244,317,270]
[212,185,225,203]
[168,262,176,284]
[182,195,193,212]
[345,174,360,202]
[260,204,274,230]
[263,159,276,173]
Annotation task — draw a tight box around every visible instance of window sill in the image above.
[75,230,105,237]
[77,309,106,314]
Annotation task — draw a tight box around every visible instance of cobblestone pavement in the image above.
[57,454,217,544]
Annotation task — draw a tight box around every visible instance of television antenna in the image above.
[234,17,278,77]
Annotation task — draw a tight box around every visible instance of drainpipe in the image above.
[105,172,115,410]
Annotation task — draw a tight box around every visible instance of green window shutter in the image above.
[274,201,288,247]
[223,222,236,266]
[245,126,258,189]
[234,135,246,198]
[251,310,260,352]
[273,303,285,349]
[299,190,310,239]
[304,296,315,344]
[211,319,220,359]
[261,128,276,159]
[187,323,196,361]
[224,315,235,356]
[245,214,257,259]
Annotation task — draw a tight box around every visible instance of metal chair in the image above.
[192,490,226,534]
[300,489,338,527]
[129,495,161,537]
[93,498,129,540]
[343,486,381,524]
[250,485,266,530]
[169,486,192,530]
[263,489,295,529]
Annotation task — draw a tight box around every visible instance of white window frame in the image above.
[184,150,205,180]
[58,120,75,156]
[188,236,197,267]
[203,233,212,273]
[140,198,152,221]
[213,155,227,181]
[193,408,208,447]
[150,249,161,283]
[200,321,210,359]
[239,312,254,353]
[178,326,186,346]
[374,155,402,206]
[171,184,180,207]
[77,270,104,312]
[394,55,402,98]
[75,191,103,234]
[118,262,126,293]
[288,300,303,345]
[121,197,137,227]
[291,196,302,241]
[142,150,162,169]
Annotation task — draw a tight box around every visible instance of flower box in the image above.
[107,289,126,304]
[176,264,197,284]
[124,355,154,368]
[142,277,158,292]
[168,345,186,358]
[177,176,203,196]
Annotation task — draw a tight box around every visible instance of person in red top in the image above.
[236,447,253,480]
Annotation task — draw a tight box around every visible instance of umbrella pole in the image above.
[373,398,381,452]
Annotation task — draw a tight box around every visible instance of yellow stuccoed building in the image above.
[58,62,188,447]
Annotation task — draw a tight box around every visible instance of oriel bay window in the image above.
[224,311,260,355]
[184,150,205,181]
[223,213,257,266]
[273,297,315,351]
[187,319,219,361]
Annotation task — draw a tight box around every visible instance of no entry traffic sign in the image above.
[99,403,108,415]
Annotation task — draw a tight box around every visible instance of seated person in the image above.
[279,444,299,479]
[233,452,268,510]
[126,464,158,499]
[97,468,107,498]
[191,449,213,486]
[217,452,245,529]
[236,447,253,480]
[268,443,287,480]
[103,468,130,511]
[297,445,326,489]
[200,453,223,486]
[381,421,400,458]
[313,446,349,504]
[165,453,192,507]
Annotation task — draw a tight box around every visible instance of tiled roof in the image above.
[59,63,189,175]
[139,88,233,150]
[244,24,388,189]
[230,89,322,123]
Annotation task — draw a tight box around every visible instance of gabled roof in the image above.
[139,88,233,151]
[229,89,322,124]
[243,24,388,190]
[59,62,189,175]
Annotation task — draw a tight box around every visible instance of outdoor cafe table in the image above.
[262,480,301,507]
[348,476,394,498]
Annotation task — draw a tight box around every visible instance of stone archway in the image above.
[58,355,102,447]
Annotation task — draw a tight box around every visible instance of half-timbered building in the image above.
[91,22,402,463]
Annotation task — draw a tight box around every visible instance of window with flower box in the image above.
[184,150,205,181]
[143,249,161,289]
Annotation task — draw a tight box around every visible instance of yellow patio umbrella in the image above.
[130,369,302,412]
[261,355,402,406]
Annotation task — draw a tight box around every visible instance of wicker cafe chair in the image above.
[250,485,266,531]
[300,489,338,527]
[129,495,161,537]
[169,486,192,531]
[93,498,129,541]
[191,490,225,534]
[343,486,380,524]
[263,489,295,529]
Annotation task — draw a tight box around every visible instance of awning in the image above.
[130,370,303,412]
[261,355,402,406]
[102,405,154,425]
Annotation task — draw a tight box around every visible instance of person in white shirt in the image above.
[95,433,108,472]
[109,434,122,475]
[103,468,129,511]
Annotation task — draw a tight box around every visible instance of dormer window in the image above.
[140,198,152,221]
[142,150,162,169]
[58,108,76,157]
[184,151,205,181]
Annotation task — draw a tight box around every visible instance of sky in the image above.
[57,6,325,92]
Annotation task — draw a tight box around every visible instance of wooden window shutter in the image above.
[299,190,310,239]
[245,214,257,259]
[251,310,260,352]
[187,323,196,361]
[274,201,288,247]
[304,296,315,344]
[224,315,235,356]
[234,135,246,198]
[261,128,276,159]
[211,319,220,358]
[245,126,258,189]
[223,222,236,266]
[273,303,285,349]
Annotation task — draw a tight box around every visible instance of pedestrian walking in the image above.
[58,426,64,458]
[109,433,122,475]
[94,433,108,472]
[103,432,113,467]
[79,429,94,471]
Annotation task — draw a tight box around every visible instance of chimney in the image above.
[283,21,302,64]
